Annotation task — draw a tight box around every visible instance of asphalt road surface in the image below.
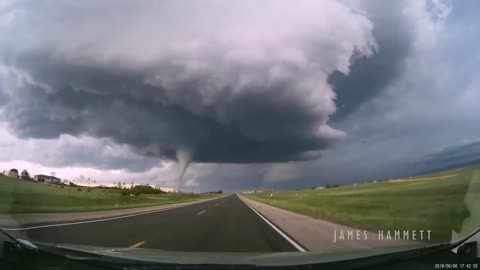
[8,194,298,252]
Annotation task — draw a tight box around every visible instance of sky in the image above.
[0,0,479,191]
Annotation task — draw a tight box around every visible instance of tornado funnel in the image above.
[176,149,192,192]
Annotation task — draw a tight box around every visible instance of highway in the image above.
[8,194,299,252]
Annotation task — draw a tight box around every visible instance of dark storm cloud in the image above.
[329,1,413,121]
[3,51,331,163]
[0,0,376,165]
[416,141,480,173]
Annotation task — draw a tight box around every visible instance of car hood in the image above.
[35,242,430,266]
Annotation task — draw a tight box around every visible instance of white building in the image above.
[34,174,61,184]
[158,186,177,193]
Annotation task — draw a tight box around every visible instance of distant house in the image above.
[158,186,177,193]
[34,174,61,184]
[242,190,263,194]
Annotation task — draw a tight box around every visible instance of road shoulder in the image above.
[239,195,424,253]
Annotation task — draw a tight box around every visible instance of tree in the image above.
[20,169,30,180]
[8,168,19,178]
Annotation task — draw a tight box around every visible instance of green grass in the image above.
[0,175,220,214]
[245,163,480,243]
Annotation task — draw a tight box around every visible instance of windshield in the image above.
[0,0,479,267]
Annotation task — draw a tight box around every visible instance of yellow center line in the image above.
[129,240,146,249]
[196,210,207,216]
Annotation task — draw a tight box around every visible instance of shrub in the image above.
[129,185,165,196]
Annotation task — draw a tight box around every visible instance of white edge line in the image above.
[239,195,307,252]
[2,196,222,231]
[196,210,207,216]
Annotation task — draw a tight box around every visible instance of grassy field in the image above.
[0,175,220,214]
[245,163,480,243]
